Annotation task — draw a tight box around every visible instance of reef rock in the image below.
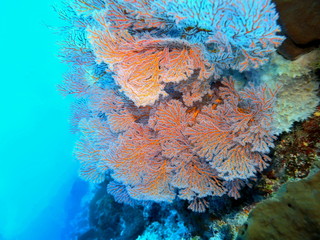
[275,0,320,59]
[237,170,320,240]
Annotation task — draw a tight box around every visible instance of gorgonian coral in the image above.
[58,0,284,212]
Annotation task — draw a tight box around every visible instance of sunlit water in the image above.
[0,1,85,239]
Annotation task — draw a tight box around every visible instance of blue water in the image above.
[0,1,84,239]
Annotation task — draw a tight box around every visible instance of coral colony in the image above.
[58,0,284,212]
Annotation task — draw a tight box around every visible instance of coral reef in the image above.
[240,50,320,134]
[71,181,146,240]
[136,210,189,240]
[58,0,285,212]
[269,106,320,183]
[56,0,320,239]
[66,106,320,239]
[74,78,279,212]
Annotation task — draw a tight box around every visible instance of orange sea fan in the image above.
[185,104,232,160]
[71,0,105,14]
[187,198,209,213]
[75,138,106,183]
[105,123,161,185]
[88,20,213,106]
[59,0,284,212]
[186,78,277,180]
[105,0,169,30]
[128,159,175,202]
[74,117,116,183]
[89,89,127,114]
[149,99,195,158]
[107,109,136,133]
[176,79,214,107]
[89,88,137,132]
[172,159,226,200]
[149,100,194,140]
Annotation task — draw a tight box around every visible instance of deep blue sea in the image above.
[0,1,85,239]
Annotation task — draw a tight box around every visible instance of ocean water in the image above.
[0,1,83,239]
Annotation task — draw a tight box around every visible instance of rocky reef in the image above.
[237,170,320,240]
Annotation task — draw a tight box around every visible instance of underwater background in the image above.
[1,0,320,240]
[1,0,86,239]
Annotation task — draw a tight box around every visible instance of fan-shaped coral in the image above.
[58,0,284,212]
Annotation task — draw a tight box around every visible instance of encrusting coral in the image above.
[58,0,285,212]
[259,51,320,134]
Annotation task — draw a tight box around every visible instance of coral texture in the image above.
[258,51,320,134]
[58,0,283,212]
[85,0,284,106]
[237,171,320,240]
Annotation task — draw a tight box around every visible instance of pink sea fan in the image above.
[88,19,213,106]
[58,0,283,212]
[186,78,277,180]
